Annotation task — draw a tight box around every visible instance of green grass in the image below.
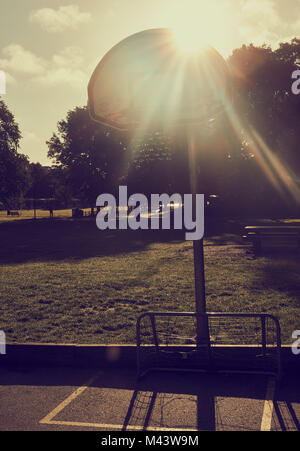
[0,218,299,344]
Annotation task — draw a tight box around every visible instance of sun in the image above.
[167,1,232,57]
[172,26,209,54]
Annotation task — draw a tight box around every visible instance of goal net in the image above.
[136,312,281,380]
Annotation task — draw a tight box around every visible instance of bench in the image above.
[243,225,300,253]
[8,211,20,217]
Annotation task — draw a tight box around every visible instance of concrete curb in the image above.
[2,343,137,369]
[1,343,299,374]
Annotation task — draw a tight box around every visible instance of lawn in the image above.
[0,218,299,344]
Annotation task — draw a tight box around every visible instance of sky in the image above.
[0,0,299,165]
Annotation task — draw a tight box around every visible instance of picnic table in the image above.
[243,225,300,254]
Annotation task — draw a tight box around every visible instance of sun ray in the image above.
[223,100,300,205]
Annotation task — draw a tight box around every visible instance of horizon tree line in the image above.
[1,39,300,218]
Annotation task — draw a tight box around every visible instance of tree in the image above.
[126,131,181,196]
[0,98,29,210]
[48,166,73,208]
[47,106,128,208]
[226,40,300,216]
[46,40,300,219]
[25,163,55,217]
[26,163,53,199]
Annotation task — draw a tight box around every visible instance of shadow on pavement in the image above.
[1,366,299,431]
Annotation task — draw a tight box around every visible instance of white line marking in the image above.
[39,372,102,425]
[39,372,198,431]
[42,420,197,431]
[41,372,273,431]
[260,377,276,431]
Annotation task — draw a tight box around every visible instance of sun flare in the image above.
[172,27,209,54]
[168,1,233,57]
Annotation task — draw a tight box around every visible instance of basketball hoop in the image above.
[88,28,231,349]
[88,28,230,132]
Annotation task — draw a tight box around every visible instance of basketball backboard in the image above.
[88,28,230,131]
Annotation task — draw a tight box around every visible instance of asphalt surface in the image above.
[0,366,299,431]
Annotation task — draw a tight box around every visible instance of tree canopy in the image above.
[0,98,29,209]
[43,38,300,217]
[227,39,300,215]
[47,106,128,206]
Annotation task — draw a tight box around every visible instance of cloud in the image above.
[52,46,84,69]
[237,0,296,48]
[241,0,280,28]
[35,67,88,89]
[238,0,280,43]
[0,44,87,89]
[29,5,91,33]
[0,44,46,75]
[38,46,88,88]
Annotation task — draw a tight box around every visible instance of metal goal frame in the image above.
[136,312,282,381]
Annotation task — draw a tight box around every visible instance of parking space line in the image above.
[40,372,274,431]
[39,375,197,430]
[260,377,276,431]
[39,372,102,425]
[42,420,197,431]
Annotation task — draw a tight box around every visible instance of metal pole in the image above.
[187,126,210,349]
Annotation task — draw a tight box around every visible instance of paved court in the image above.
[0,366,299,431]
